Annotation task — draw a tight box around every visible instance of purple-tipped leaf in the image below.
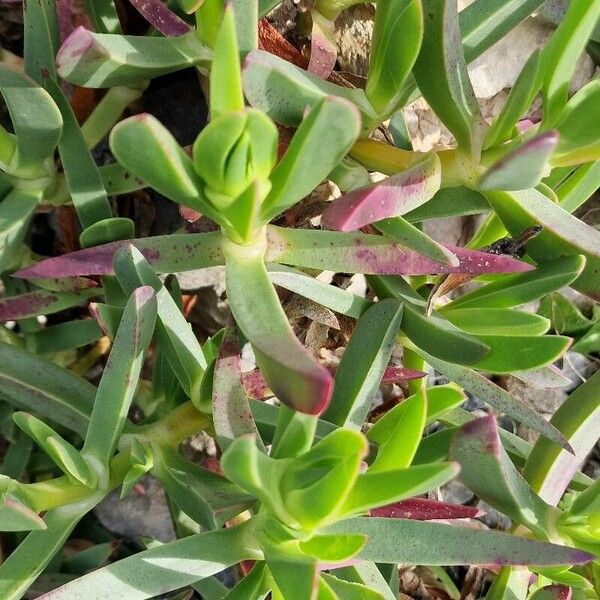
[0,288,98,322]
[370,498,484,521]
[529,585,572,600]
[322,153,441,231]
[266,227,533,276]
[127,0,191,36]
[14,231,224,280]
[308,10,337,78]
[479,131,559,191]
[450,415,560,536]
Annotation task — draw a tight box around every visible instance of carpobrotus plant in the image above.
[0,0,599,598]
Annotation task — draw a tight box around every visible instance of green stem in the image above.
[21,401,210,512]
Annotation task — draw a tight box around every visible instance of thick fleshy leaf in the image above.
[540,0,600,124]
[82,0,121,33]
[365,0,422,116]
[0,189,40,273]
[404,186,489,222]
[210,6,244,119]
[261,97,361,222]
[523,370,600,505]
[44,76,113,230]
[414,349,571,451]
[553,79,600,157]
[367,389,427,472]
[23,0,59,82]
[483,49,544,149]
[479,132,559,191]
[0,66,62,173]
[470,334,570,374]
[242,49,378,135]
[271,404,317,460]
[35,521,260,600]
[320,573,384,600]
[529,585,572,600]
[0,342,93,436]
[223,238,333,414]
[443,255,585,310]
[370,497,483,520]
[485,188,600,299]
[264,547,319,600]
[0,486,46,532]
[450,415,560,536]
[325,517,593,566]
[443,307,550,336]
[321,153,441,232]
[212,329,263,451]
[555,161,600,213]
[369,275,490,365]
[413,0,484,156]
[14,231,224,280]
[110,115,221,223]
[266,227,533,277]
[322,299,403,429]
[308,9,337,79]
[128,0,190,36]
[79,218,135,249]
[113,246,207,409]
[156,445,253,530]
[81,286,157,471]
[57,28,211,87]
[12,412,96,487]
[341,463,458,518]
[0,288,97,322]
[377,217,458,267]
[299,534,366,563]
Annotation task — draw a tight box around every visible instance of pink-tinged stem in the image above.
[127,0,191,36]
[370,498,484,520]
[322,154,441,231]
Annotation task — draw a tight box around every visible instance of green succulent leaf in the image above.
[0,480,46,532]
[26,520,260,599]
[320,573,386,600]
[479,132,559,191]
[82,0,121,34]
[367,388,427,472]
[325,517,593,566]
[483,49,544,149]
[538,293,592,335]
[23,0,59,83]
[0,189,41,273]
[341,462,458,518]
[443,255,586,310]
[523,369,600,505]
[113,246,208,409]
[81,286,157,473]
[242,50,378,135]
[450,415,560,536]
[540,0,600,124]
[57,28,211,88]
[0,342,94,436]
[298,534,366,563]
[555,161,600,213]
[44,77,113,231]
[414,349,571,451]
[79,218,135,249]
[553,79,600,158]
[13,412,96,488]
[0,66,62,174]
[485,188,600,300]
[322,299,403,429]
[210,5,244,119]
[156,445,253,530]
[443,307,550,336]
[365,0,423,116]
[271,405,316,460]
[404,186,489,221]
[413,0,484,156]
[262,96,361,222]
[110,114,222,224]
